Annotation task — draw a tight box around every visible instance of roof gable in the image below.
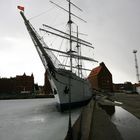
[88,62,112,78]
[89,66,102,77]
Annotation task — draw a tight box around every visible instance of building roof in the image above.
[88,62,111,78]
[89,66,102,77]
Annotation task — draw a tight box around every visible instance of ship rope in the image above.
[29,7,55,21]
[28,0,64,21]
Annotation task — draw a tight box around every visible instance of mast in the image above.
[68,0,73,73]
[77,26,80,77]
[67,0,72,137]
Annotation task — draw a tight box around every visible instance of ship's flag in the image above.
[17,6,24,11]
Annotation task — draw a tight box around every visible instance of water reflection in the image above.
[111,106,140,140]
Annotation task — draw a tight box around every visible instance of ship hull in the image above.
[52,68,93,111]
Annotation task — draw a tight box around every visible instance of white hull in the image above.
[51,68,93,110]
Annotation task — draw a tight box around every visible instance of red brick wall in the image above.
[98,71,113,92]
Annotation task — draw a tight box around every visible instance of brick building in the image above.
[88,62,113,92]
[15,73,34,93]
[0,73,34,94]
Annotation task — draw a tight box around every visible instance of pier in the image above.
[65,93,140,140]
[65,98,122,140]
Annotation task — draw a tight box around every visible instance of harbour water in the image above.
[111,106,140,140]
[0,99,81,140]
[1,99,140,140]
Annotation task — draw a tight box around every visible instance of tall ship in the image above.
[18,1,98,111]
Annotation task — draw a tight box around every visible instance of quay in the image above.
[65,98,123,140]
[65,92,140,140]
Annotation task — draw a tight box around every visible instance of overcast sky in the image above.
[0,0,140,85]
